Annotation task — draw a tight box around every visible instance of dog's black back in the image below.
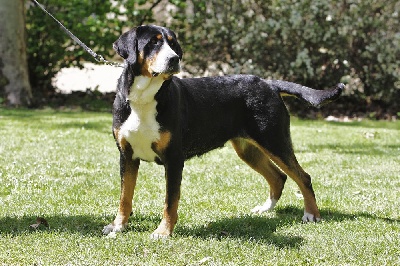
[155,75,289,160]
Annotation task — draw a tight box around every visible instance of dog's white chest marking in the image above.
[119,76,165,161]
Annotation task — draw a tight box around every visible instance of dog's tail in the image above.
[266,80,344,108]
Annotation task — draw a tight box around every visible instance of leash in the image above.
[31,0,123,68]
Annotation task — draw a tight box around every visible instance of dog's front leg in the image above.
[151,162,183,239]
[103,150,140,235]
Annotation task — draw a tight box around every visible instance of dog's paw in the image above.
[251,198,277,214]
[150,228,172,240]
[150,222,173,240]
[150,232,170,240]
[102,223,126,235]
[302,212,321,223]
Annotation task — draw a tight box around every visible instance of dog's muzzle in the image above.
[152,55,181,77]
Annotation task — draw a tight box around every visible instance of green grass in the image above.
[0,108,399,265]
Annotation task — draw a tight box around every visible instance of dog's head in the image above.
[113,25,183,78]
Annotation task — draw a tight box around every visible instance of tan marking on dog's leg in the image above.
[231,138,286,213]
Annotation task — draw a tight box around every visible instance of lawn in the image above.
[0,108,399,265]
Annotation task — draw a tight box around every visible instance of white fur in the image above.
[119,75,165,161]
[102,210,129,234]
[251,198,278,214]
[302,212,321,222]
[102,222,126,235]
[150,43,179,74]
[128,75,164,104]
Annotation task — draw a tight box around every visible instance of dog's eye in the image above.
[151,38,160,45]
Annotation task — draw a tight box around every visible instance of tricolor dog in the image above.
[103,25,343,239]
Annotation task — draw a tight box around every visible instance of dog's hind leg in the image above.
[254,134,321,222]
[234,134,321,222]
[231,138,287,213]
[267,151,321,222]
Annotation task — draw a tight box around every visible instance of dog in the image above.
[102,25,343,239]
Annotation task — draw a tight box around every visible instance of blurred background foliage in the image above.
[26,0,145,98]
[26,0,399,104]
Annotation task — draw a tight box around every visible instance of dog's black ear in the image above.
[168,30,183,60]
[113,28,137,63]
[174,38,183,60]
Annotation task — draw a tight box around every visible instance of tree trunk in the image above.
[0,0,32,106]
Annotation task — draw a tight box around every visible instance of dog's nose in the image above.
[168,56,180,66]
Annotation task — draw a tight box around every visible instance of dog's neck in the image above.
[127,75,166,105]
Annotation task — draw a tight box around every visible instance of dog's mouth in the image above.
[151,63,181,78]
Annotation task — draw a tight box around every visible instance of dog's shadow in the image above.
[176,205,399,247]
[0,214,111,236]
[0,206,397,248]
[173,207,299,246]
[176,213,304,248]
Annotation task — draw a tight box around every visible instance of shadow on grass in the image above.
[0,214,110,236]
[176,215,304,248]
[317,206,399,224]
[0,213,165,236]
[0,206,397,246]
[175,205,399,246]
